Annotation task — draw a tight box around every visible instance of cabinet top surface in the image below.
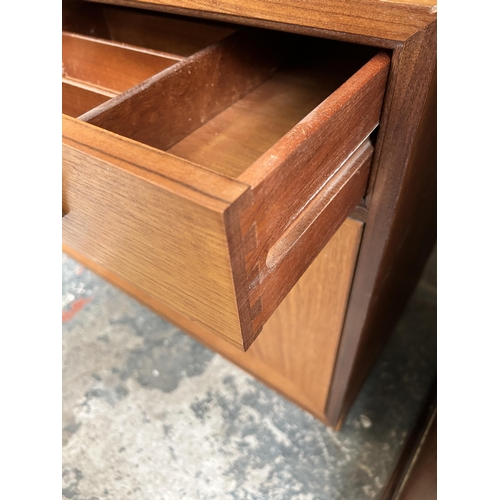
[91,0,437,45]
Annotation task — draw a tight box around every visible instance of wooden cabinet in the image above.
[62,0,436,428]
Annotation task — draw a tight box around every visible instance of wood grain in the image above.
[64,218,363,421]
[63,32,181,94]
[242,218,364,416]
[245,142,373,343]
[64,0,234,56]
[383,0,436,7]
[62,80,113,118]
[235,53,389,338]
[102,4,235,56]
[88,0,436,44]
[168,41,377,177]
[326,21,437,429]
[62,115,254,350]
[81,30,290,152]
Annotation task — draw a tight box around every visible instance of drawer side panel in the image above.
[236,53,390,335]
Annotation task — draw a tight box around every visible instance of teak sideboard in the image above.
[62,0,437,429]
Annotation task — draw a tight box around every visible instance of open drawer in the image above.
[62,2,390,350]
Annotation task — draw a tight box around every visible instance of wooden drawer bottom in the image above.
[63,217,362,422]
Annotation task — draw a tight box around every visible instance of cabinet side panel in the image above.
[327,23,437,428]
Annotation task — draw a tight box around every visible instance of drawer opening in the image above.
[63,1,235,57]
[77,27,378,179]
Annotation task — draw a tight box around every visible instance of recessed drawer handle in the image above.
[266,141,371,270]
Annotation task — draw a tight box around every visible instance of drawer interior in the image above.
[62,80,112,118]
[63,3,379,180]
[62,2,235,56]
[62,31,182,117]
[62,33,181,93]
[166,46,371,177]
[62,2,234,117]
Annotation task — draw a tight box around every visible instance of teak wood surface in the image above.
[81,30,291,151]
[168,41,379,177]
[63,23,389,351]
[63,32,181,94]
[89,0,436,45]
[326,22,437,428]
[63,0,234,56]
[63,115,250,349]
[62,80,113,118]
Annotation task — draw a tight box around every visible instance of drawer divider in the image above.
[79,30,291,151]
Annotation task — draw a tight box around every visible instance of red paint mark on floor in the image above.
[62,297,92,323]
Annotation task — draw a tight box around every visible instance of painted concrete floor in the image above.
[62,248,436,500]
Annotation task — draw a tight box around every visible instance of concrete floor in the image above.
[62,248,436,500]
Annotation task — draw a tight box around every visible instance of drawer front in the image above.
[62,3,389,350]
[63,123,249,344]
